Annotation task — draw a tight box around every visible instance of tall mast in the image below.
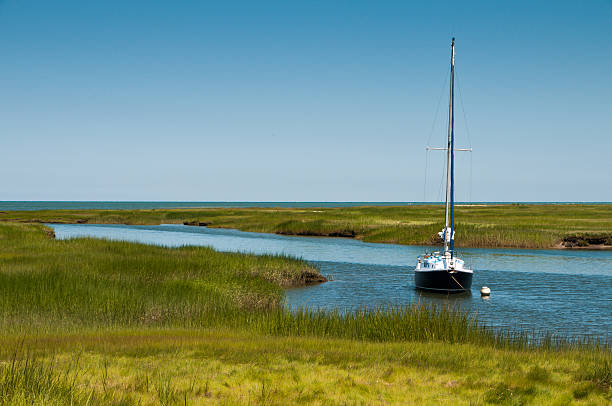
[444,38,455,255]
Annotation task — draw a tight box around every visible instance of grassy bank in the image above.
[0,222,609,404]
[1,330,610,405]
[0,223,547,346]
[2,204,611,249]
[0,222,325,334]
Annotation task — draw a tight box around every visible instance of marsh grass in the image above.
[0,350,82,405]
[0,331,609,405]
[2,204,610,249]
[0,222,607,352]
[0,222,327,333]
[577,359,611,392]
[0,221,610,404]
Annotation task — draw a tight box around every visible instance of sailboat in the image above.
[415,38,473,293]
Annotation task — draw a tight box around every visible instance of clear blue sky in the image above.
[1,0,610,201]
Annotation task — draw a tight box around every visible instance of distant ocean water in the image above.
[0,201,610,211]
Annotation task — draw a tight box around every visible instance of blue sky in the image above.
[1,0,610,201]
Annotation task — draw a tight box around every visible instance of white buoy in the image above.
[480,286,491,296]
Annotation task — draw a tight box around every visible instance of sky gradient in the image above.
[1,1,611,201]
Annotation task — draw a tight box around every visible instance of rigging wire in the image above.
[470,151,473,203]
[455,69,474,203]
[437,151,446,203]
[423,66,451,202]
[425,66,450,148]
[455,69,473,149]
[423,150,429,201]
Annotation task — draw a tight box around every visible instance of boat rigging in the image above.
[415,38,473,293]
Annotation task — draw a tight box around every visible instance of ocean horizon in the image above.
[0,201,610,211]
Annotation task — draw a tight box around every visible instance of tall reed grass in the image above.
[0,351,82,405]
[0,212,610,404]
[0,223,607,353]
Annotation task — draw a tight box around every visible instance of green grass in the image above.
[0,222,326,333]
[2,204,611,248]
[0,222,603,350]
[0,330,609,405]
[0,350,86,405]
[0,222,609,404]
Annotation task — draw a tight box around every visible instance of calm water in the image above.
[2,201,609,211]
[51,223,612,340]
